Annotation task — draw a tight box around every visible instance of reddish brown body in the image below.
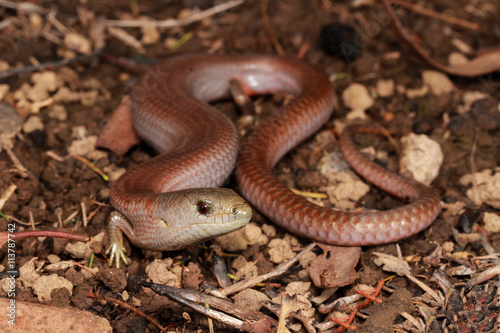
[109,54,441,255]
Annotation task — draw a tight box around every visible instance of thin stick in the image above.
[260,0,284,55]
[86,293,166,332]
[221,243,316,296]
[62,210,79,225]
[105,0,244,28]
[91,200,110,207]
[405,274,442,303]
[392,0,479,31]
[469,127,480,204]
[0,54,98,80]
[55,208,63,228]
[0,0,43,14]
[72,261,97,276]
[1,135,28,178]
[46,151,66,163]
[465,262,500,289]
[86,205,101,225]
[5,214,43,226]
[29,209,35,230]
[81,202,87,227]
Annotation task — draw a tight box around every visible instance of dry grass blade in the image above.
[0,184,16,211]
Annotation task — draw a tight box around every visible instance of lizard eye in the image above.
[197,202,210,215]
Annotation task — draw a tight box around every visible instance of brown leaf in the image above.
[95,96,140,155]
[309,244,360,288]
[385,0,500,77]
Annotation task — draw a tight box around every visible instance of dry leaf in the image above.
[309,244,360,288]
[372,252,412,276]
[95,96,140,155]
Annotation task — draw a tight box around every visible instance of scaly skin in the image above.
[107,54,441,268]
[106,188,251,268]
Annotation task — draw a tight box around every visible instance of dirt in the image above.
[0,1,499,332]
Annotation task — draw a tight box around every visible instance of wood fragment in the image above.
[140,281,277,332]
[277,294,293,333]
[81,201,87,227]
[400,311,425,331]
[465,262,500,290]
[405,274,442,303]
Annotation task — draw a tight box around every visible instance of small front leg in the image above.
[105,211,134,268]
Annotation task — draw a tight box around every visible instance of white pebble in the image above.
[342,83,374,120]
[399,133,443,185]
[422,70,454,95]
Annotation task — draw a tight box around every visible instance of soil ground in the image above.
[0,1,499,332]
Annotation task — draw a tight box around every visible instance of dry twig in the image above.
[392,0,479,31]
[86,293,166,331]
[260,0,284,55]
[105,0,244,28]
[385,0,500,76]
[0,134,28,178]
[140,282,277,332]
[221,243,317,296]
[465,262,500,290]
[81,201,87,227]
[0,54,98,80]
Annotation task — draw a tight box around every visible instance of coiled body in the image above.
[107,54,441,267]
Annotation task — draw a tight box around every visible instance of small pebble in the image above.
[422,70,454,95]
[23,115,44,133]
[400,133,443,185]
[48,104,68,121]
[376,79,394,98]
[342,83,374,120]
[0,102,23,135]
